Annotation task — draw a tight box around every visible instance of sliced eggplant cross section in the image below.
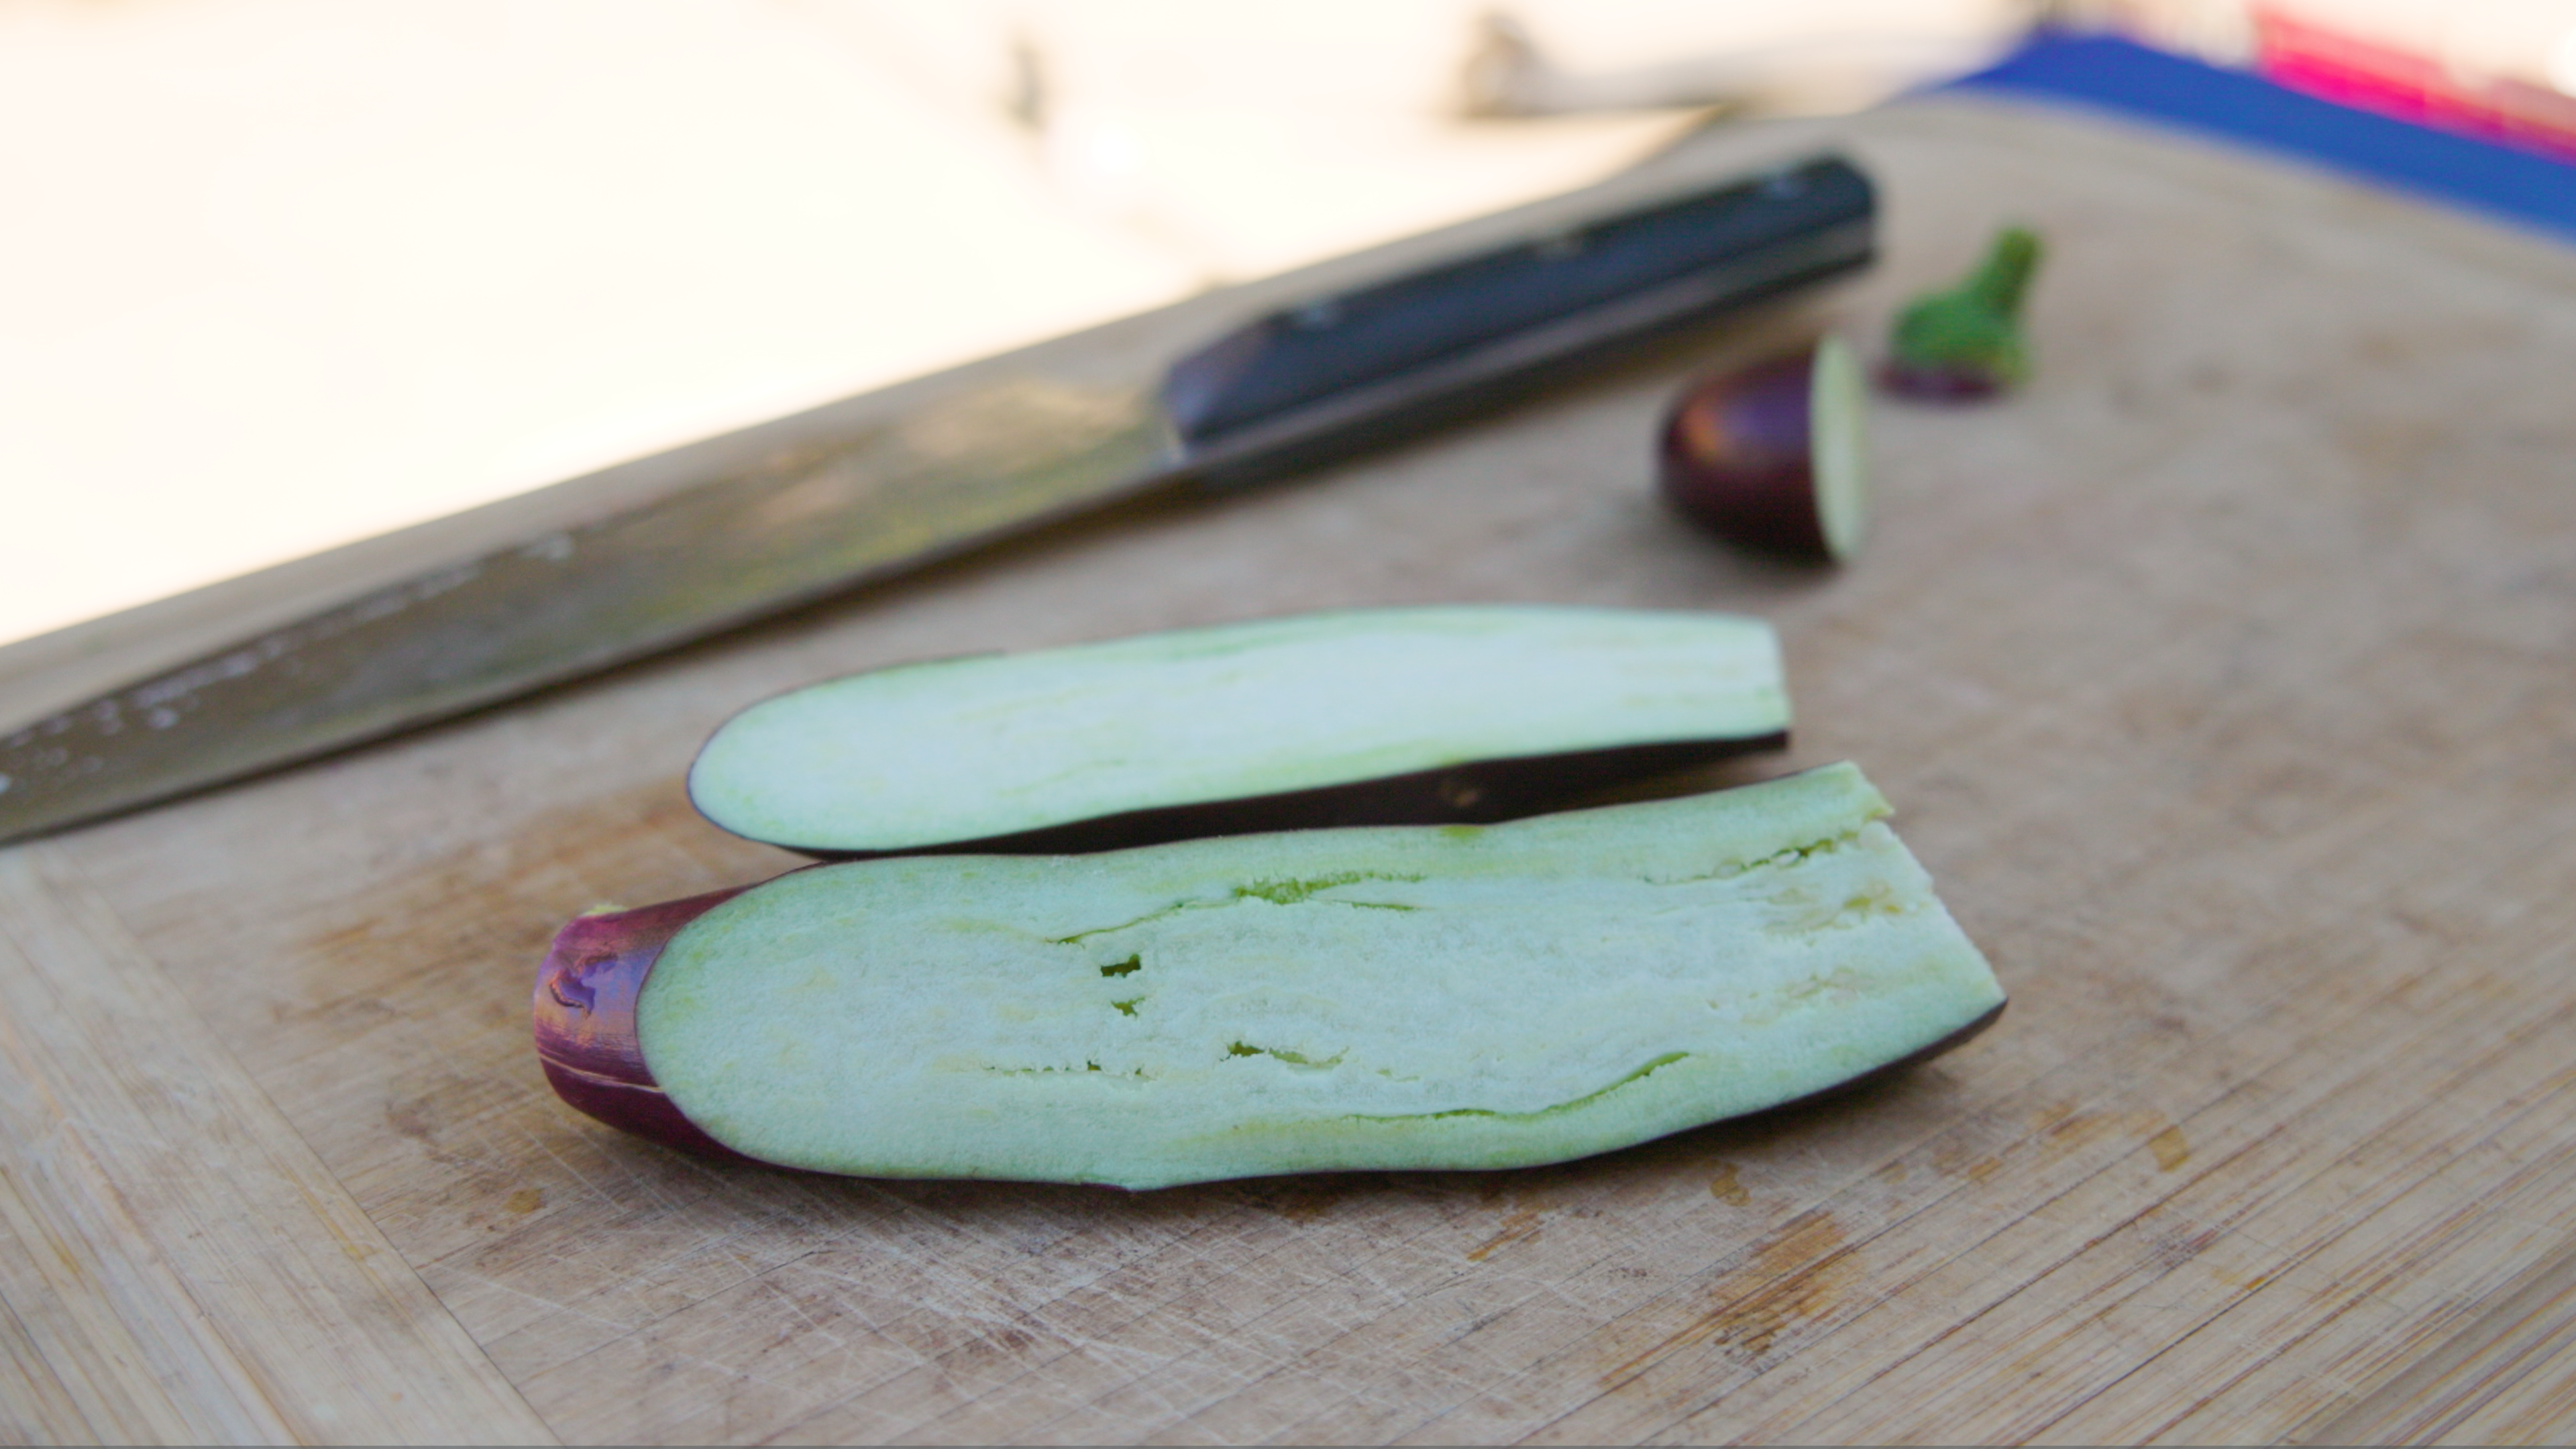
[687,605,1790,855]
[539,763,2004,1189]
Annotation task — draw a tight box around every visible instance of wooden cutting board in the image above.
[5,93,2575,1445]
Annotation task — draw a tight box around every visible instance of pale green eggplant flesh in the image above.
[687,605,1790,855]
[636,763,2004,1189]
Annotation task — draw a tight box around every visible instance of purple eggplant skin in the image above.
[533,888,754,1162]
[773,735,1786,862]
[1659,350,1833,560]
[1877,360,2002,400]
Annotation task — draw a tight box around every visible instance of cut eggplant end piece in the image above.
[555,762,2003,1190]
[688,605,1791,857]
[1659,334,1870,565]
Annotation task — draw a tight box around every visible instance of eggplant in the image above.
[1658,334,1869,564]
[688,606,1791,857]
[535,764,2004,1189]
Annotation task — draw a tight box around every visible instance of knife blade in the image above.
[0,152,1873,847]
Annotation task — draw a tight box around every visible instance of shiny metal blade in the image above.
[0,377,1175,845]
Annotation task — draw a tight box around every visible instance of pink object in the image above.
[2251,7,2576,162]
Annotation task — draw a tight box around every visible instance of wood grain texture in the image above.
[5,93,2576,1443]
[0,845,554,1444]
[2299,1232,2576,1444]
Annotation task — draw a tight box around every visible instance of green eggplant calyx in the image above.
[1886,226,2044,396]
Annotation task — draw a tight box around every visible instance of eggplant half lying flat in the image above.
[537,763,2004,1189]
[687,606,1789,856]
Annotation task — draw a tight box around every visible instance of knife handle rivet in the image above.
[1291,299,1344,330]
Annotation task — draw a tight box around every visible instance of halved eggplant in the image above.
[537,763,2004,1189]
[686,606,1790,857]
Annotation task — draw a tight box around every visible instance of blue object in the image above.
[1951,33,2576,243]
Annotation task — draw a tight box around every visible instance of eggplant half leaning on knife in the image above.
[0,154,1873,847]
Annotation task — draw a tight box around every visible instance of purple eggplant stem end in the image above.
[532,888,759,1163]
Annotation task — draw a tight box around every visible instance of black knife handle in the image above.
[1163,152,1874,476]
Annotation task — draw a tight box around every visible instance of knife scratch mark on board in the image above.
[1601,1210,1851,1385]
[1468,1208,1546,1263]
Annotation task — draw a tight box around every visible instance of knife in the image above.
[0,152,1873,847]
